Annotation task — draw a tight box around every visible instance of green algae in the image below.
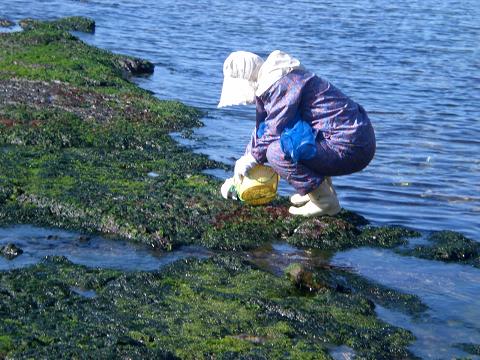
[0,255,416,359]
[400,230,480,268]
[358,225,421,248]
[19,16,96,33]
[285,263,427,316]
[287,214,419,252]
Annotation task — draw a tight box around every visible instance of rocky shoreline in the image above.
[0,17,478,358]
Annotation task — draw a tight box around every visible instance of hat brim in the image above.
[217,77,256,108]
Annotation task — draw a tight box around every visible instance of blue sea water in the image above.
[1,1,480,358]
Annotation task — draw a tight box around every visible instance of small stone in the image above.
[77,235,91,242]
[116,57,154,76]
[0,243,23,260]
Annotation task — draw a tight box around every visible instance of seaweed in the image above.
[0,255,416,359]
[399,230,480,268]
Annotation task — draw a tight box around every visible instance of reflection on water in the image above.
[332,248,480,359]
[0,0,478,238]
[0,225,211,271]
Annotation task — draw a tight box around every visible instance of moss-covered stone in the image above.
[0,255,416,359]
[287,216,360,250]
[287,214,418,252]
[285,263,427,316]
[19,16,96,33]
[358,225,421,248]
[0,243,23,260]
[400,230,480,267]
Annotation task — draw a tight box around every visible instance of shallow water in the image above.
[0,225,211,271]
[333,248,480,359]
[1,0,478,239]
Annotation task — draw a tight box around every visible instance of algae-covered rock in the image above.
[358,225,421,248]
[284,262,427,316]
[286,214,417,251]
[0,255,416,359]
[455,343,480,356]
[400,230,480,267]
[116,56,155,76]
[288,216,360,250]
[19,16,95,33]
[0,243,23,259]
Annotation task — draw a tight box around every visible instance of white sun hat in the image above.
[218,51,264,108]
[256,50,303,97]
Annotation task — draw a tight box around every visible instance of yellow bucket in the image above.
[236,165,279,205]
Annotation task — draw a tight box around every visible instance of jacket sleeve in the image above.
[250,78,302,163]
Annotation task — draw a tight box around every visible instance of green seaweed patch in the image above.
[400,230,480,267]
[201,202,300,250]
[285,213,413,252]
[0,255,415,359]
[287,216,360,250]
[285,263,427,316]
[19,16,96,33]
[336,271,427,316]
[357,225,421,248]
[454,343,480,356]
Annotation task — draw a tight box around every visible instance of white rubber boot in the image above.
[290,177,338,206]
[289,193,310,206]
[289,177,341,217]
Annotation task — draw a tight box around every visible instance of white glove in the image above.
[234,153,257,182]
[220,178,235,199]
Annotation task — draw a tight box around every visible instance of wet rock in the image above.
[287,216,359,250]
[115,57,154,76]
[77,235,91,242]
[0,243,23,259]
[285,263,331,292]
[400,230,480,267]
[0,19,14,27]
[455,343,480,356]
[358,225,421,248]
[19,16,95,33]
[0,255,416,358]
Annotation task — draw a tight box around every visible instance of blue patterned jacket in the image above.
[249,69,375,163]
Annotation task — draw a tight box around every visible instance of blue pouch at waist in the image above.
[280,117,317,163]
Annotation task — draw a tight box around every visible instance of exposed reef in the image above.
[400,230,480,268]
[19,16,95,33]
[0,255,416,359]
